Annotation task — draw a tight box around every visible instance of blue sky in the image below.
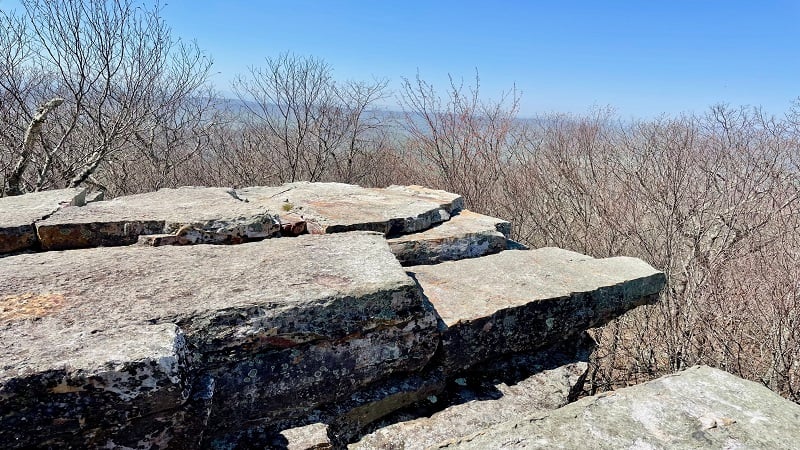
[2,1,798,118]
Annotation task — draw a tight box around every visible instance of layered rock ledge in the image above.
[388,210,510,266]
[0,187,86,253]
[408,248,665,372]
[35,186,281,250]
[8,183,790,449]
[2,182,466,255]
[238,182,463,236]
[1,233,438,447]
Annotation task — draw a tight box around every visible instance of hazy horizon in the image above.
[1,0,798,119]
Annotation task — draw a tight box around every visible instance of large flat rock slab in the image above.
[0,232,439,448]
[435,365,800,449]
[0,187,86,254]
[35,186,280,250]
[408,248,665,372]
[388,210,510,265]
[238,182,463,236]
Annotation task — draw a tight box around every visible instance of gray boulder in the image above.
[435,365,800,449]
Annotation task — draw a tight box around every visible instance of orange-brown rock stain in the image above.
[0,292,66,322]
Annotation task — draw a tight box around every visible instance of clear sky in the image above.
[2,0,799,119]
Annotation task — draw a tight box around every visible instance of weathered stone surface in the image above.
[0,187,86,254]
[0,183,681,448]
[280,423,332,450]
[136,233,191,246]
[238,182,463,236]
[0,322,188,448]
[85,190,105,203]
[388,210,510,265]
[435,365,800,449]
[35,186,280,250]
[383,185,464,214]
[214,421,333,450]
[202,313,438,440]
[350,335,592,450]
[408,247,666,372]
[0,232,438,447]
[281,212,308,236]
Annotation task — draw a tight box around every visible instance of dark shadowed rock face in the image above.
[350,335,593,450]
[434,365,800,450]
[408,247,665,373]
[0,187,86,253]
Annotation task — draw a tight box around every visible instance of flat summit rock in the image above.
[0,187,86,253]
[408,248,666,372]
[435,365,800,449]
[1,232,421,368]
[35,186,280,250]
[3,183,466,253]
[238,182,463,236]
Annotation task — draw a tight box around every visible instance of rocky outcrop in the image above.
[408,248,665,372]
[11,182,770,450]
[434,365,800,449]
[0,322,188,448]
[1,183,465,255]
[1,233,438,447]
[35,186,281,250]
[388,210,510,265]
[238,182,463,236]
[350,335,593,449]
[0,187,86,253]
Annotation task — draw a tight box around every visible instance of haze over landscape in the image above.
[3,0,797,117]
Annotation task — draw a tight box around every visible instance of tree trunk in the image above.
[4,97,64,196]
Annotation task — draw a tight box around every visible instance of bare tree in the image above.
[398,72,520,212]
[327,79,389,183]
[508,106,800,401]
[4,97,63,196]
[231,52,388,183]
[0,0,213,196]
[0,9,54,196]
